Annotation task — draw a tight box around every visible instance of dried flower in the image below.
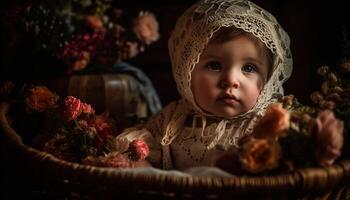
[321,82,329,95]
[327,72,338,83]
[25,2,160,75]
[81,102,95,115]
[317,65,330,76]
[319,100,336,110]
[332,86,343,94]
[310,91,324,104]
[72,51,92,72]
[61,96,83,121]
[125,139,149,161]
[239,138,281,174]
[252,103,290,138]
[132,11,160,45]
[281,94,294,108]
[341,61,350,72]
[314,110,344,167]
[85,15,103,30]
[89,113,117,148]
[325,93,342,103]
[83,152,132,168]
[25,86,59,112]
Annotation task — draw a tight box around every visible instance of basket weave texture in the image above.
[1,101,350,199]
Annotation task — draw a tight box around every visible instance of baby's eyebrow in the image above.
[200,54,223,60]
[244,57,264,66]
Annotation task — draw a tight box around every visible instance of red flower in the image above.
[61,96,82,121]
[126,139,149,161]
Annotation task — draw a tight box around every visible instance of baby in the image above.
[117,0,293,170]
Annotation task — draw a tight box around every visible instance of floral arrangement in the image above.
[24,0,160,74]
[0,82,149,167]
[216,59,350,175]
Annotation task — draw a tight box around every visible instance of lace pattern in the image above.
[119,0,293,169]
[167,0,292,135]
[169,0,292,117]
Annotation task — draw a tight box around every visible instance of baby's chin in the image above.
[206,109,247,119]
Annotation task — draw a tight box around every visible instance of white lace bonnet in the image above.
[168,0,292,117]
[162,0,293,147]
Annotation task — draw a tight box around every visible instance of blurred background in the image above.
[1,0,349,106]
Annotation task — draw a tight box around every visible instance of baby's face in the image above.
[191,35,270,118]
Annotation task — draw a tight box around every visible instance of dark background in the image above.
[1,0,350,106]
[1,1,350,199]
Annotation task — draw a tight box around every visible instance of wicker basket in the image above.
[1,101,350,199]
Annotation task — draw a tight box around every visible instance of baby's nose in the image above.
[220,71,240,88]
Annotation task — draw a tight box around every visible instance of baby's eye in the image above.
[242,64,257,73]
[207,61,222,71]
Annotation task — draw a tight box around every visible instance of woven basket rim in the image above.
[1,101,349,195]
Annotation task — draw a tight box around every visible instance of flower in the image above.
[239,138,281,174]
[24,1,160,74]
[310,91,324,104]
[61,96,83,121]
[85,15,103,30]
[81,103,95,115]
[252,103,290,138]
[317,65,330,76]
[83,152,132,168]
[314,110,344,167]
[89,113,117,148]
[132,11,160,45]
[341,60,350,72]
[25,86,59,112]
[125,139,149,161]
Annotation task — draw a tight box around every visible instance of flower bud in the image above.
[317,65,330,76]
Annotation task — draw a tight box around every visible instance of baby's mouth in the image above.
[218,94,239,105]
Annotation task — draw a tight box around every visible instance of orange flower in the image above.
[72,51,91,72]
[239,138,281,173]
[132,11,160,45]
[252,103,290,138]
[85,15,104,30]
[314,110,344,167]
[25,86,58,112]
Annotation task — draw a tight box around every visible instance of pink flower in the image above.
[126,139,149,161]
[314,110,344,167]
[81,102,95,115]
[61,96,82,121]
[132,11,160,45]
